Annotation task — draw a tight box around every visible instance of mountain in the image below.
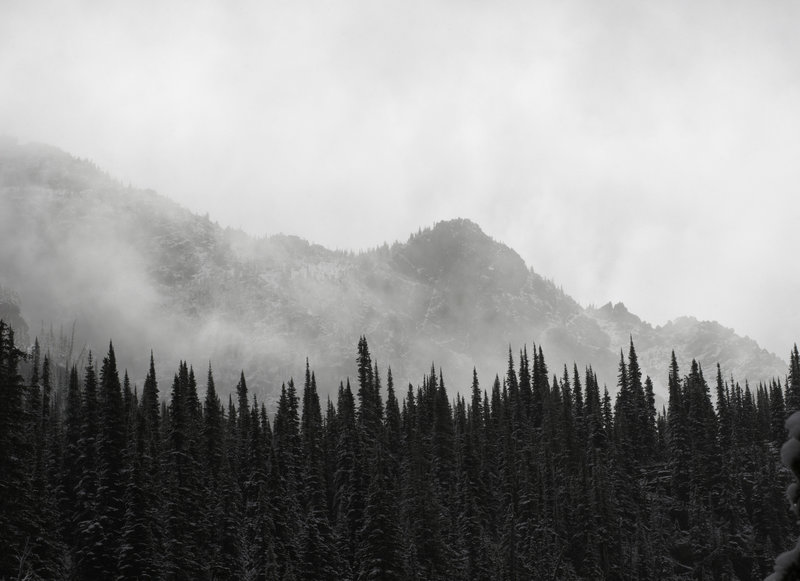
[0,139,788,404]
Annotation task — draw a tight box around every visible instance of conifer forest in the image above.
[2,320,800,580]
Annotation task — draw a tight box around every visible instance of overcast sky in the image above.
[2,0,799,358]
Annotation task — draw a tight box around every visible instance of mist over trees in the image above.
[0,141,788,408]
[1,320,798,580]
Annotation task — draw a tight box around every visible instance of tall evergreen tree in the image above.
[787,344,800,413]
[666,351,690,529]
[298,362,340,579]
[61,365,83,556]
[0,321,36,578]
[72,352,106,579]
[356,336,383,446]
[357,444,405,580]
[770,379,787,445]
[334,378,363,578]
[272,379,302,578]
[141,351,160,447]
[117,402,156,579]
[163,362,205,579]
[94,342,127,576]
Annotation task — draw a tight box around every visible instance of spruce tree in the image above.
[384,367,403,481]
[95,342,127,576]
[163,362,205,579]
[334,379,362,577]
[298,362,339,579]
[356,444,405,580]
[666,351,690,529]
[61,365,83,558]
[356,336,383,446]
[771,379,787,445]
[117,403,156,579]
[787,344,800,413]
[73,352,105,579]
[272,379,302,578]
[0,321,35,578]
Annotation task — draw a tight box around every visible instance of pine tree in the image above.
[298,361,340,579]
[236,370,250,484]
[61,365,83,557]
[584,366,605,451]
[787,344,800,413]
[163,362,205,579]
[203,363,223,483]
[117,402,156,579]
[356,444,405,580]
[684,360,720,510]
[356,336,383,446]
[770,379,787,445]
[141,351,160,452]
[402,377,453,581]
[572,363,585,445]
[334,379,363,577]
[27,338,43,493]
[140,352,164,574]
[94,342,127,576]
[627,340,652,455]
[272,379,302,578]
[384,367,403,482]
[666,351,690,529]
[0,321,37,578]
[17,339,65,576]
[613,350,631,451]
[301,361,326,509]
[73,352,106,579]
[432,368,456,496]
[643,375,657,456]
[242,397,279,579]
[202,363,243,578]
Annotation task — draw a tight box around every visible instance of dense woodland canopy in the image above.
[1,319,799,580]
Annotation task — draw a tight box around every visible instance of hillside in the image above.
[0,140,788,402]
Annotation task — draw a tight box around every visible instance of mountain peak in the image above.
[406,218,492,248]
[430,217,485,235]
[394,217,529,293]
[593,301,643,327]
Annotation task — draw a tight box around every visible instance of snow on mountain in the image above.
[0,140,788,403]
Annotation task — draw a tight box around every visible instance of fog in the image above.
[1,0,799,358]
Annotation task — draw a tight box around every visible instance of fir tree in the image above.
[666,351,690,529]
[356,444,405,580]
[787,344,800,413]
[356,336,383,446]
[94,342,127,576]
[272,379,302,578]
[61,365,83,555]
[117,403,156,579]
[770,379,787,445]
[298,362,340,578]
[334,379,363,577]
[73,352,105,579]
[0,321,35,578]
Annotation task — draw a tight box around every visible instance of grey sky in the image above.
[2,0,799,358]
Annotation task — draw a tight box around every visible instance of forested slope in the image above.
[1,321,797,579]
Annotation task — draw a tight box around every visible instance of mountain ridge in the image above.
[0,140,788,403]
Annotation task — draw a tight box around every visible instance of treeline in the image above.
[1,320,798,580]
